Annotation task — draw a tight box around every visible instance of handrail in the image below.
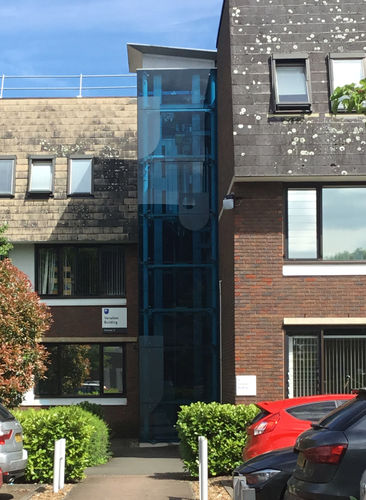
[0,73,137,98]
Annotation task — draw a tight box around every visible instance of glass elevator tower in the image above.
[138,68,218,441]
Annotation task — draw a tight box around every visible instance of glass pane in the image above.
[36,344,59,395]
[323,187,366,260]
[324,334,366,393]
[29,161,52,191]
[103,346,123,394]
[288,336,319,397]
[62,344,100,396]
[332,59,364,88]
[70,159,92,193]
[0,159,13,194]
[76,247,98,295]
[288,189,317,258]
[62,247,76,296]
[277,64,308,102]
[38,248,59,295]
[100,247,124,296]
[286,401,336,422]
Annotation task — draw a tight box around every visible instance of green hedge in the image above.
[14,406,110,483]
[176,402,259,477]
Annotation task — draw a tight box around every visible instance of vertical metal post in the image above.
[199,436,208,500]
[77,74,83,97]
[53,438,66,493]
[0,75,5,99]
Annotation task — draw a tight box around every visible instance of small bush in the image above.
[14,405,110,483]
[176,402,259,477]
[76,401,105,421]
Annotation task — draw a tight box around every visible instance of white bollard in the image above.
[53,438,66,493]
[198,436,208,500]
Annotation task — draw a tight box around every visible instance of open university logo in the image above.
[104,308,109,314]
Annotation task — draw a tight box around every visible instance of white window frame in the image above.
[329,52,366,94]
[68,157,93,195]
[272,53,311,113]
[0,156,15,196]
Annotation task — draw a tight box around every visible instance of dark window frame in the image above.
[27,156,55,197]
[271,53,312,113]
[67,156,94,197]
[35,342,126,398]
[35,244,126,298]
[285,183,366,261]
[0,156,16,197]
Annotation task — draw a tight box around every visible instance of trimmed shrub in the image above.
[176,402,259,477]
[76,401,105,421]
[14,405,110,483]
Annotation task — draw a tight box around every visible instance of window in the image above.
[272,54,311,112]
[286,186,366,260]
[0,157,15,196]
[329,53,366,92]
[287,329,366,397]
[28,157,54,194]
[36,245,125,297]
[36,343,124,397]
[286,401,337,422]
[68,158,93,195]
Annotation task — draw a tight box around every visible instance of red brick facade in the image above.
[221,182,366,404]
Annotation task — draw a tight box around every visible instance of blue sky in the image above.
[0,0,222,76]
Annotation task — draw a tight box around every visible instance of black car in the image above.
[233,447,297,500]
[285,388,366,499]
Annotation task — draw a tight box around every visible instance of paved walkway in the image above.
[65,441,195,500]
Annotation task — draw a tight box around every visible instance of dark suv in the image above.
[285,388,366,499]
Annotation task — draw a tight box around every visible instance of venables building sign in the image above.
[102,307,127,332]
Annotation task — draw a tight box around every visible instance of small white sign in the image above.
[236,375,256,396]
[102,307,127,330]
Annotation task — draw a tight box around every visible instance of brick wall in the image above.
[232,182,366,403]
[0,97,138,242]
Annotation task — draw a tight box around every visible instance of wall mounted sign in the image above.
[236,375,257,396]
[102,307,127,333]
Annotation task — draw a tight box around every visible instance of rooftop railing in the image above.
[0,74,137,98]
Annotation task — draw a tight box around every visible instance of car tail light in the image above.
[0,430,12,445]
[250,413,280,436]
[302,444,348,465]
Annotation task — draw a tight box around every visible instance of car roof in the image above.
[256,394,355,413]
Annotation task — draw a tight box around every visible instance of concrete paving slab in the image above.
[0,484,40,500]
[65,475,194,500]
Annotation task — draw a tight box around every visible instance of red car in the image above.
[243,394,355,462]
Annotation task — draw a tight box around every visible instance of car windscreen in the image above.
[0,404,15,422]
[317,397,366,431]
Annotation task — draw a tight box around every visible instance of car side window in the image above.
[286,401,337,422]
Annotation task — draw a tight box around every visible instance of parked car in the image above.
[243,394,354,461]
[234,447,297,500]
[285,388,366,499]
[0,404,27,482]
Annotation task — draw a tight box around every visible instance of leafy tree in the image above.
[0,224,13,258]
[0,258,51,407]
[331,78,366,114]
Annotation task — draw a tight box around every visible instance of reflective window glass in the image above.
[29,160,53,192]
[38,247,59,295]
[69,158,92,194]
[276,63,308,103]
[323,187,366,260]
[0,159,14,195]
[36,343,124,397]
[332,59,364,89]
